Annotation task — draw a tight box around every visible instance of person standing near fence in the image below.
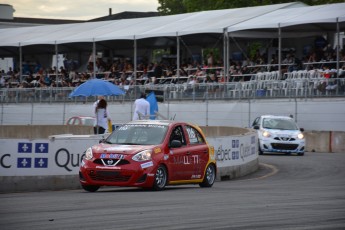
[93,95,104,134]
[94,98,111,134]
[132,92,150,120]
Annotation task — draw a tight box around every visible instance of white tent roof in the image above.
[0,2,344,48]
[0,2,305,47]
[228,2,345,33]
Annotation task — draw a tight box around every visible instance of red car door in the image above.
[167,125,194,181]
[184,125,209,180]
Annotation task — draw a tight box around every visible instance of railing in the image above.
[1,77,344,104]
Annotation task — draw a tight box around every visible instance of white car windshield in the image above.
[262,118,299,130]
[105,124,168,145]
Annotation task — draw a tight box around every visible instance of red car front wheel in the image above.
[152,165,167,191]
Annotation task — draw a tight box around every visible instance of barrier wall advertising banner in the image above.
[0,137,100,176]
[0,133,258,177]
[208,134,258,168]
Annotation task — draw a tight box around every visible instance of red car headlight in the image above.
[85,148,93,160]
[132,150,152,162]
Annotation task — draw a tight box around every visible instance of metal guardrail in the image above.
[0,78,344,103]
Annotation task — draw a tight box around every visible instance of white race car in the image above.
[252,115,305,156]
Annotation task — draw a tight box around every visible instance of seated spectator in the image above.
[188,76,197,85]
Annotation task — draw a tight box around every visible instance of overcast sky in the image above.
[2,0,160,20]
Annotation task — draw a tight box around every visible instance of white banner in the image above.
[0,133,258,177]
[0,136,101,176]
[208,134,258,168]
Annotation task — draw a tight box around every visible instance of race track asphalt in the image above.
[1,152,344,230]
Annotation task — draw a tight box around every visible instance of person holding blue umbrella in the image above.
[93,95,104,134]
[94,98,111,134]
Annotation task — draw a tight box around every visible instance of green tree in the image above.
[157,0,187,15]
[157,0,345,15]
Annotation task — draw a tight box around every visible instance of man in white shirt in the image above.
[133,93,150,120]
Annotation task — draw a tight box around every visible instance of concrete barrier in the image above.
[1,125,343,153]
[0,125,93,139]
[0,125,258,193]
[1,125,343,193]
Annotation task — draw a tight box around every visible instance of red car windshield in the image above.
[106,124,168,145]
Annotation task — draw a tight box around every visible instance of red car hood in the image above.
[91,143,154,156]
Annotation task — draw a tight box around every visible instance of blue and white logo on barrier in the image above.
[35,143,49,153]
[17,158,32,168]
[18,143,32,153]
[251,136,256,144]
[232,140,239,148]
[35,158,48,168]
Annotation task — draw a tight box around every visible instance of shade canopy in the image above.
[0,2,312,47]
[69,79,125,97]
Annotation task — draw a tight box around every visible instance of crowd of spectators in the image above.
[1,44,345,90]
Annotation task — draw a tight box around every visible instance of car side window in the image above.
[186,125,205,144]
[74,118,81,125]
[252,117,260,127]
[170,126,186,146]
[67,118,74,125]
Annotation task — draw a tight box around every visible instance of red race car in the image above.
[79,120,216,191]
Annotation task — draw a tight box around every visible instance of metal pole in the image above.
[19,44,22,82]
[206,94,209,126]
[248,99,251,128]
[223,28,229,82]
[63,100,66,125]
[134,36,137,82]
[31,102,34,124]
[294,98,298,123]
[0,102,3,125]
[55,41,58,82]
[227,33,230,82]
[223,28,226,80]
[167,96,170,120]
[336,18,340,76]
[93,39,96,78]
[278,24,282,79]
[176,33,180,79]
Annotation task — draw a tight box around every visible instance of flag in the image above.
[146,92,158,120]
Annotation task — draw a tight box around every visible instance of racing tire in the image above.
[258,142,263,155]
[152,165,168,191]
[199,164,216,188]
[82,184,100,192]
[258,148,263,155]
[298,152,305,156]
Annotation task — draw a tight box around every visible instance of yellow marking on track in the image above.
[257,163,279,180]
[237,163,279,181]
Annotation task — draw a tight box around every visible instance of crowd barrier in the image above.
[1,77,344,104]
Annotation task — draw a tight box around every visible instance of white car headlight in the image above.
[85,148,93,160]
[132,150,152,162]
[262,131,271,138]
[297,133,304,139]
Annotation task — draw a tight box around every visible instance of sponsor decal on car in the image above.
[100,153,124,159]
[191,174,202,179]
[154,147,161,154]
[141,161,154,169]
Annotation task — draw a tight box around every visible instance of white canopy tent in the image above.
[0,2,344,79]
[0,2,303,47]
[227,3,345,76]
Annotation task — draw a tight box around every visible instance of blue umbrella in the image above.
[69,79,125,97]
